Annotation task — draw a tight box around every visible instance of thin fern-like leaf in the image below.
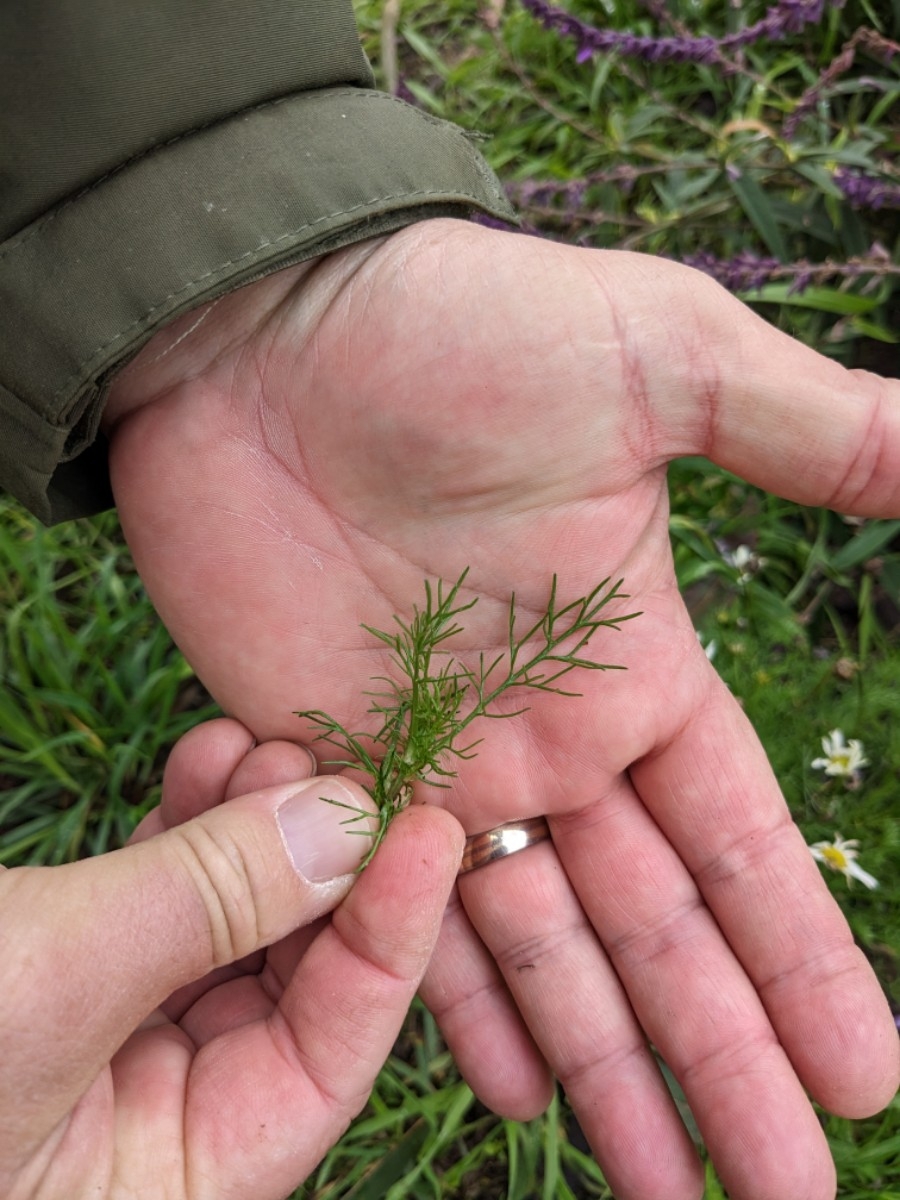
[295,571,637,867]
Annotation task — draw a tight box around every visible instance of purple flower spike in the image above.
[520,0,840,66]
[834,167,900,211]
[682,249,781,291]
[680,245,897,294]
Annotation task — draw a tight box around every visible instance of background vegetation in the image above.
[1,0,898,1194]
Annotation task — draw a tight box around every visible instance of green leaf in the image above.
[830,521,900,572]
[849,316,898,344]
[727,169,788,261]
[341,1121,430,1200]
[743,285,883,316]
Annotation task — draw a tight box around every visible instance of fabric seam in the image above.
[0,89,461,266]
[50,190,489,404]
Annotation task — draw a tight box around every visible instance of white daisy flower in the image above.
[811,729,868,778]
[809,835,879,890]
[720,543,765,584]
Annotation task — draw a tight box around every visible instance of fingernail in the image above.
[276,780,375,882]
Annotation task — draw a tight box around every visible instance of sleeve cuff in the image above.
[0,88,517,522]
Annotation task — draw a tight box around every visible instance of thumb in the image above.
[0,776,378,1152]
[669,271,900,515]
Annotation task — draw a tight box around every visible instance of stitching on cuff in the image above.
[51,190,490,402]
[0,91,468,266]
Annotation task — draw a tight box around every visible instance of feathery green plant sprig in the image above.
[296,570,638,867]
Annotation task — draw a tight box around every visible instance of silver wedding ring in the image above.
[459,816,552,874]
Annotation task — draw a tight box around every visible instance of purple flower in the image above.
[784,27,898,135]
[834,167,900,211]
[680,245,897,294]
[512,177,589,207]
[505,165,646,211]
[682,249,782,291]
[520,0,840,66]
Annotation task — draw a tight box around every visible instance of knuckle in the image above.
[173,822,262,968]
[679,1029,782,1093]
[608,894,708,969]
[694,815,797,890]
[493,919,582,975]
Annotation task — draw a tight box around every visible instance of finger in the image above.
[141,734,320,1019]
[628,672,900,1119]
[162,717,257,824]
[156,720,316,829]
[224,739,317,801]
[169,919,329,1042]
[166,749,361,1031]
[129,718,258,843]
[167,731,337,1027]
[181,804,464,1200]
[419,885,555,1121]
[460,840,704,1200]
[554,774,837,1200]
[0,774,378,1170]
[655,266,900,515]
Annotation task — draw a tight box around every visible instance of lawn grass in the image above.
[0,505,219,865]
[2,0,898,1195]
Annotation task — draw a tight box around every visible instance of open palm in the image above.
[106,219,900,1200]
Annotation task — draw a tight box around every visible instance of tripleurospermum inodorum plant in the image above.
[296,570,638,865]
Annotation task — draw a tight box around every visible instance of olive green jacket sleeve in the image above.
[0,1,516,524]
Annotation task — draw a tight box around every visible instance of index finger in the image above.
[182,804,464,1200]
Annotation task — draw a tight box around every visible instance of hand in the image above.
[105,219,900,1200]
[0,718,463,1200]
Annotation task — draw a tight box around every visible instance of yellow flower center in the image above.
[832,753,851,770]
[822,846,848,871]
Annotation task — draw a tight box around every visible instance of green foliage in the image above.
[298,571,637,865]
[300,1001,615,1200]
[0,500,218,863]
[355,0,899,358]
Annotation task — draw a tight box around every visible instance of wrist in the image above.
[102,235,389,433]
